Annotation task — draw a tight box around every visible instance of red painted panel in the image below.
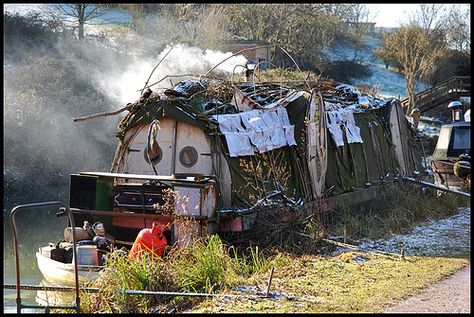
[113,216,172,229]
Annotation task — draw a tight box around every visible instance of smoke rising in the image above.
[68,43,248,107]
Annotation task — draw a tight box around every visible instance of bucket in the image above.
[74,245,99,266]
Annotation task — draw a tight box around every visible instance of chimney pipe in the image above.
[447,100,463,122]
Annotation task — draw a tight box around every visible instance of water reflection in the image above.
[4,279,77,313]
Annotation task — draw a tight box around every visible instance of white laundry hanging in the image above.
[213,107,296,157]
[221,132,255,157]
[213,114,254,157]
[326,112,345,147]
[344,110,363,144]
[326,109,363,147]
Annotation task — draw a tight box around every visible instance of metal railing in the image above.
[8,200,215,313]
[10,202,81,313]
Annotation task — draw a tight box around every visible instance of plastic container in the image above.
[74,245,99,266]
[129,222,167,260]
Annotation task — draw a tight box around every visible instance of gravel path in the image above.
[384,265,470,313]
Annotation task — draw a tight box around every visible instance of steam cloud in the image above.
[90,44,248,107]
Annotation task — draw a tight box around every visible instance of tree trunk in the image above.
[405,75,416,114]
[77,4,85,40]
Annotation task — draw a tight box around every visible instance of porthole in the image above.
[144,142,162,165]
[179,146,198,168]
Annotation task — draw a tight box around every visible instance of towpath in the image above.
[384,264,470,313]
[364,206,471,314]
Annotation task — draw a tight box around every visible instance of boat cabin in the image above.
[67,79,425,249]
[431,121,470,159]
[430,104,471,190]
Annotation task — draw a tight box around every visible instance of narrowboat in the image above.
[430,101,471,191]
[65,76,424,249]
[31,64,427,285]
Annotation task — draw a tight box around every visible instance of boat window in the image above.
[179,146,198,168]
[436,127,451,151]
[144,143,162,165]
[452,127,470,150]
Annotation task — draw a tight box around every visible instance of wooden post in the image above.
[265,267,275,297]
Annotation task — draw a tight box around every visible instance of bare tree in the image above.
[344,4,376,61]
[193,5,230,50]
[377,25,446,113]
[222,4,344,70]
[56,4,111,39]
[145,4,229,50]
[122,4,147,33]
[443,5,471,53]
[408,4,451,37]
[374,5,452,113]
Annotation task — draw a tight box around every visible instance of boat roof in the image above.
[440,121,470,128]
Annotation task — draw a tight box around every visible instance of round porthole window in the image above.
[179,146,198,168]
[144,143,162,165]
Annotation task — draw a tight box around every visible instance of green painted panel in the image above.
[94,178,113,231]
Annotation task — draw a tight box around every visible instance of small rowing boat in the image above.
[36,245,102,286]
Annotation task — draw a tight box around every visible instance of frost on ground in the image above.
[356,207,471,257]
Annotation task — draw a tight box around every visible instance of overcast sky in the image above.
[365,3,471,28]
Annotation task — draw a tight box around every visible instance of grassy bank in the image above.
[194,252,468,313]
[80,235,271,313]
[80,242,469,313]
[79,185,469,313]
[325,184,469,241]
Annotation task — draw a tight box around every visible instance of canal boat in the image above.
[24,75,428,292]
[25,58,429,288]
[430,101,471,191]
[66,76,424,247]
[8,48,462,313]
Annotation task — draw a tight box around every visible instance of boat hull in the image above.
[431,159,465,189]
[36,251,101,286]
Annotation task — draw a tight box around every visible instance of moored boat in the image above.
[430,102,470,191]
[36,245,102,286]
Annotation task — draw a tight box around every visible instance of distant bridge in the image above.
[401,76,470,113]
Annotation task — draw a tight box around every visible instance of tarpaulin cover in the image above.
[114,83,423,207]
